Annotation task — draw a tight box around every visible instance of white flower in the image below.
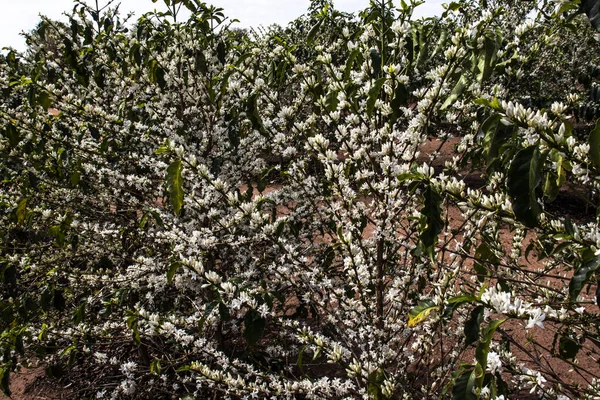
[530,372,547,393]
[120,379,137,395]
[487,351,503,374]
[120,361,137,376]
[94,352,108,364]
[551,102,567,115]
[525,308,545,329]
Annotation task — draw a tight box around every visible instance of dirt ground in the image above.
[0,366,72,400]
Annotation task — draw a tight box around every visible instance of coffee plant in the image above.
[2,0,600,398]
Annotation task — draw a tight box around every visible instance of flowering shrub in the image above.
[2,0,600,398]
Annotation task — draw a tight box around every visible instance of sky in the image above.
[0,0,444,52]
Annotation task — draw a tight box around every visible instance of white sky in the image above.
[1,0,444,52]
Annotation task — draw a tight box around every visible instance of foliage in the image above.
[2,0,600,398]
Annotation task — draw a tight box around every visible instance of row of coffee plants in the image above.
[2,0,600,398]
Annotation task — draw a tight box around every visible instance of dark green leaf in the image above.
[367,77,386,118]
[150,211,164,228]
[480,114,513,169]
[89,126,100,140]
[415,24,429,67]
[53,289,66,311]
[246,93,265,135]
[441,75,468,110]
[507,145,543,227]
[38,91,51,110]
[45,364,63,379]
[588,119,600,167]
[391,83,409,123]
[217,41,226,64]
[477,35,499,82]
[581,0,600,31]
[167,262,181,284]
[218,302,231,322]
[72,303,85,325]
[465,305,484,347]
[368,369,385,400]
[452,368,477,400]
[370,48,382,77]
[344,50,361,80]
[475,319,505,387]
[473,242,498,281]
[70,171,81,187]
[0,365,10,396]
[307,18,324,45]
[5,124,19,147]
[420,184,444,250]
[569,255,600,301]
[559,334,581,360]
[243,309,266,346]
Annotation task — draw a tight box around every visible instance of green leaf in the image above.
[473,242,498,281]
[581,0,600,31]
[297,345,308,372]
[72,303,85,325]
[166,160,184,216]
[45,364,64,379]
[464,305,484,347]
[53,289,66,311]
[167,262,181,284]
[415,24,429,67]
[370,48,382,77]
[447,295,479,304]
[15,198,27,225]
[569,255,600,301]
[441,75,468,110]
[217,41,226,64]
[307,18,324,45]
[4,124,19,147]
[40,287,53,311]
[558,333,581,360]
[0,364,10,396]
[219,302,231,322]
[326,89,339,112]
[480,114,513,169]
[475,319,505,387]
[368,369,385,400]
[367,77,386,118]
[89,125,100,140]
[246,93,265,135]
[243,309,266,346]
[150,211,164,228]
[155,66,166,89]
[391,83,409,123]
[477,34,499,82]
[420,184,444,250]
[150,359,162,375]
[408,300,438,327]
[195,51,207,74]
[70,171,81,187]
[507,145,543,228]
[38,91,51,110]
[344,50,361,80]
[452,368,477,400]
[588,120,600,167]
